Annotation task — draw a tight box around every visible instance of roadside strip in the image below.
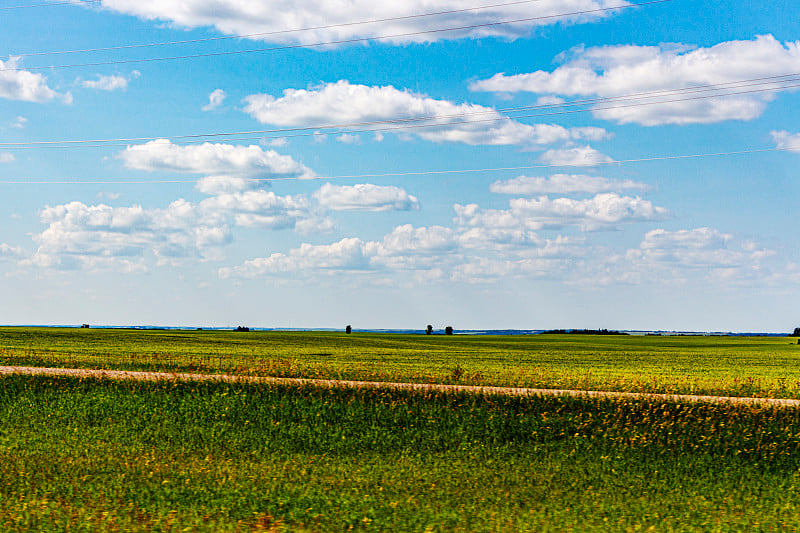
[2,365,799,407]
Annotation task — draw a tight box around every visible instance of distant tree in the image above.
[426,324,433,335]
[445,326,454,335]
[346,325,352,334]
[235,326,250,332]
[793,327,800,337]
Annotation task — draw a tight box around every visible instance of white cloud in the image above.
[96,192,122,200]
[370,225,459,270]
[97,0,628,45]
[24,200,232,271]
[220,237,372,278]
[81,74,131,92]
[335,133,360,144]
[471,35,800,125]
[772,130,800,152]
[195,176,265,195]
[617,228,780,284]
[200,190,326,231]
[490,174,648,195]
[457,227,541,250]
[119,139,313,179]
[218,220,578,283]
[0,57,62,103]
[571,227,784,287]
[25,177,364,271]
[219,224,461,280]
[265,138,288,147]
[455,193,669,232]
[538,146,614,167]
[312,183,419,212]
[378,224,456,254]
[11,116,27,129]
[219,189,670,283]
[202,89,227,111]
[243,81,608,147]
[0,243,23,260]
[0,153,14,163]
[640,227,732,252]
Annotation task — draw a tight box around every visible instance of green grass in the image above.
[3,375,800,532]
[1,327,800,397]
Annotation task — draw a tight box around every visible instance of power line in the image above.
[0,0,97,11]
[10,0,564,58]
[2,74,798,149]
[1,145,797,185]
[1,0,673,72]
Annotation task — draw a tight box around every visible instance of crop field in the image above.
[3,375,800,532]
[3,328,800,531]
[2,327,800,397]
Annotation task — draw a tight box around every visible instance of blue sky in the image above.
[1,0,799,331]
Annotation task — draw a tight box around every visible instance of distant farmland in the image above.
[2,327,800,397]
[2,329,800,531]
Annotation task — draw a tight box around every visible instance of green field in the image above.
[3,328,800,531]
[1,327,800,397]
[3,375,800,532]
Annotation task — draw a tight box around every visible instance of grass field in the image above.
[1,327,800,397]
[3,328,800,531]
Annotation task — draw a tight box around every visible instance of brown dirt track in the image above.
[3,365,800,407]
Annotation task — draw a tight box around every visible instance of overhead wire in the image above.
[0,3,793,186]
[0,0,97,11]
[10,0,579,58]
[1,145,798,185]
[0,0,674,72]
[2,73,799,150]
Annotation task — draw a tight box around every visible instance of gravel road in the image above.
[2,365,799,407]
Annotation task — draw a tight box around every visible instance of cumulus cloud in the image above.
[457,226,541,250]
[219,189,670,282]
[490,174,648,195]
[538,146,614,167]
[195,176,265,195]
[335,133,360,144]
[199,190,330,231]
[0,153,14,163]
[119,139,313,179]
[772,130,800,152]
[0,57,64,103]
[220,237,373,278]
[219,220,585,283]
[202,88,226,111]
[0,243,24,260]
[455,193,669,232]
[572,227,784,287]
[81,72,138,92]
[312,183,419,212]
[97,0,628,45]
[11,116,27,129]
[220,223,463,279]
[24,200,232,271]
[370,225,460,270]
[471,35,800,125]
[615,227,780,284]
[25,176,383,271]
[243,81,608,147]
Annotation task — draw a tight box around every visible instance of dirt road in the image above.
[2,365,799,407]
